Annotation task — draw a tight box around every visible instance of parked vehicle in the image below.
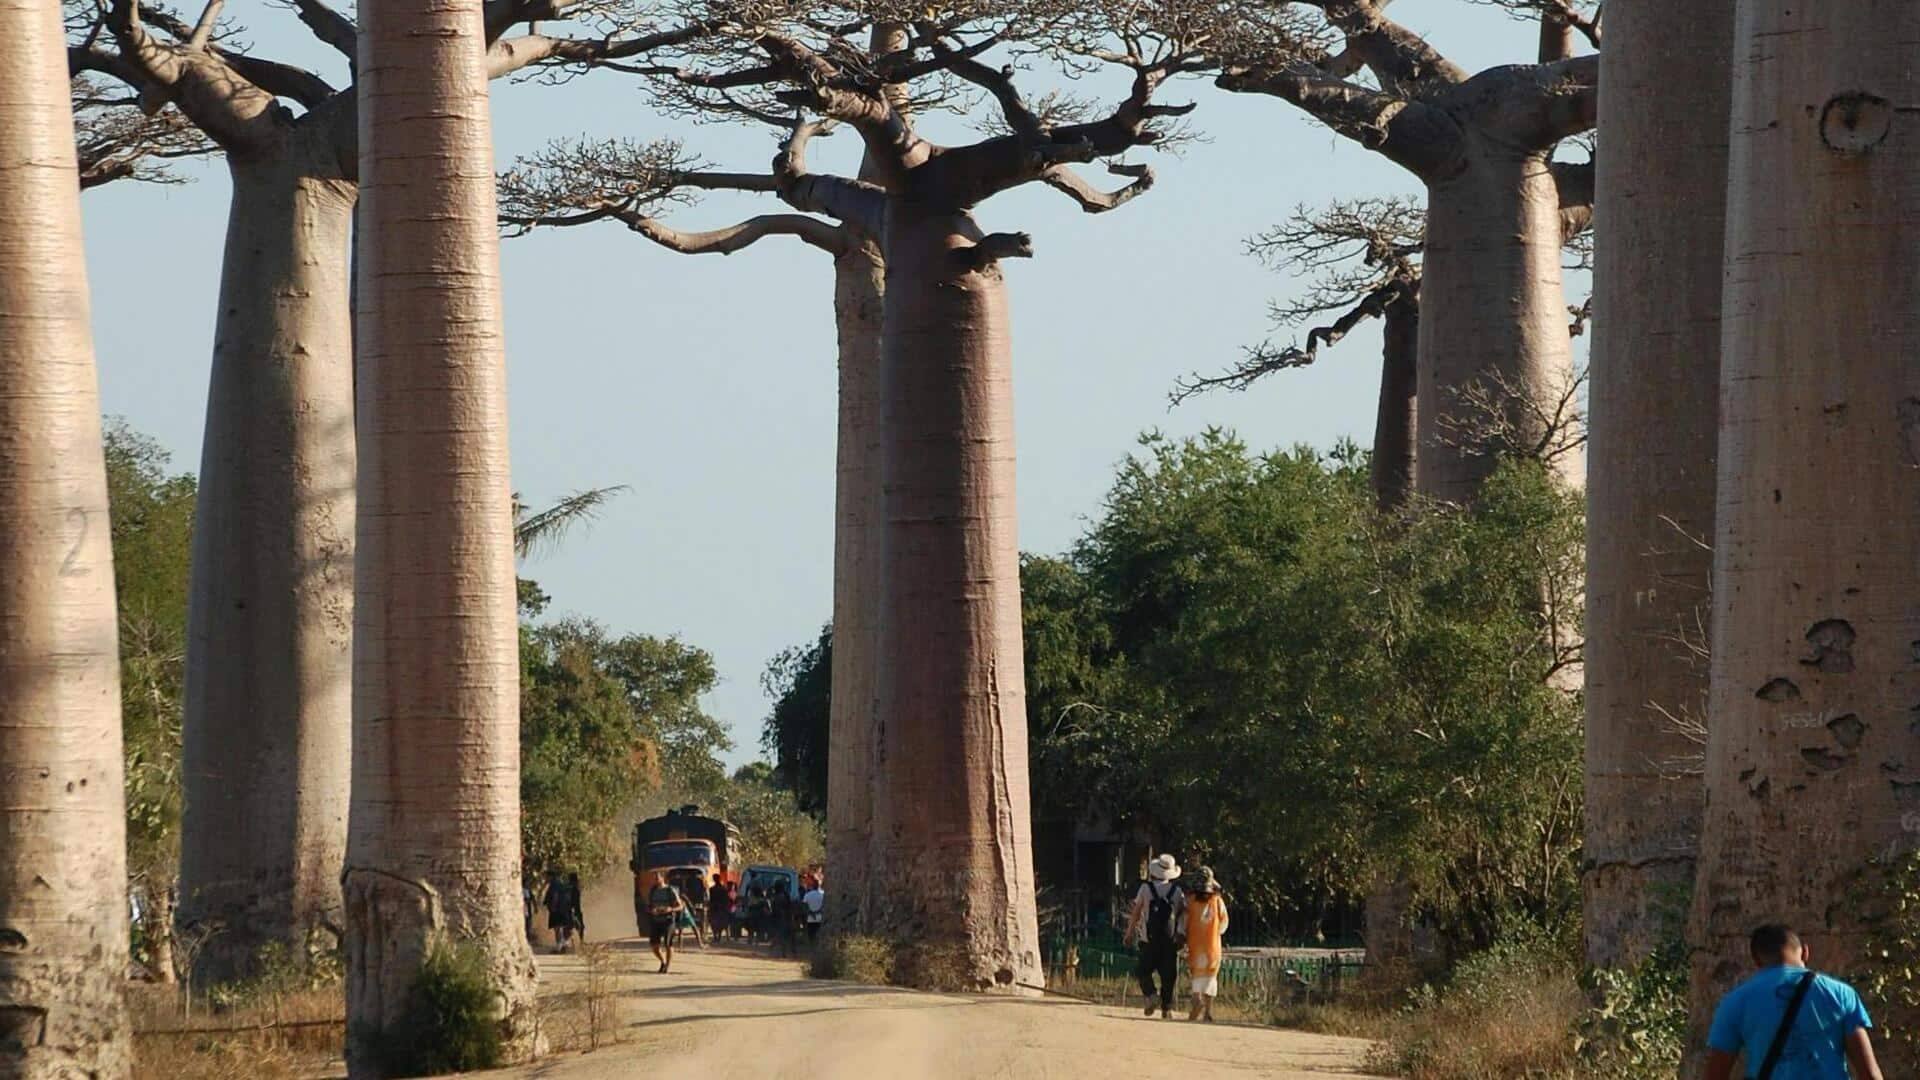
[631,805,741,934]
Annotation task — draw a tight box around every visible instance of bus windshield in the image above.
[644,841,714,869]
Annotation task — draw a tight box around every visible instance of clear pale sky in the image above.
[80,1,1585,766]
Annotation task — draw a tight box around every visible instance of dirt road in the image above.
[481,941,1385,1080]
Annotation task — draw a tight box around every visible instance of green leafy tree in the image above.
[761,625,831,813]
[103,419,196,978]
[519,616,734,876]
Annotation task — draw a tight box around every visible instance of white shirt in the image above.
[804,887,825,923]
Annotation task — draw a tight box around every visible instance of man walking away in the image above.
[770,882,798,958]
[684,872,709,947]
[803,879,826,947]
[710,875,733,941]
[646,876,686,974]
[1125,854,1186,1019]
[1705,924,1882,1080]
[567,872,586,944]
[544,870,572,952]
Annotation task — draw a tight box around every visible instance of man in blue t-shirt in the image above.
[1705,924,1883,1079]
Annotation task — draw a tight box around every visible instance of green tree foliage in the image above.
[102,419,196,892]
[1032,430,1584,946]
[519,617,733,876]
[760,624,831,813]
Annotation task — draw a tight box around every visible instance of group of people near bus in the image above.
[1124,854,1229,1022]
[641,869,827,974]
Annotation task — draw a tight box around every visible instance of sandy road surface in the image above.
[482,941,1385,1080]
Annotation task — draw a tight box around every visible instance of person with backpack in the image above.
[1704,924,1883,1080]
[1125,853,1186,1019]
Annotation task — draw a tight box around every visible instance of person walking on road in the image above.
[544,870,574,952]
[684,873,710,948]
[1126,854,1186,1019]
[567,872,586,944]
[710,875,734,941]
[1704,924,1882,1080]
[770,882,798,958]
[1184,867,1229,1023]
[803,879,826,947]
[646,876,687,974]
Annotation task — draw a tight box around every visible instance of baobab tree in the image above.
[71,74,209,187]
[498,43,906,926]
[1582,0,1729,970]
[0,0,131,1070]
[541,0,1199,983]
[1174,198,1422,509]
[344,0,545,1062]
[68,0,706,979]
[1174,177,1593,511]
[1210,0,1598,501]
[1690,0,1920,1060]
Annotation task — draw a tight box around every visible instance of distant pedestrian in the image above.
[710,876,734,940]
[1704,924,1882,1080]
[646,876,687,974]
[523,879,535,941]
[748,884,771,943]
[544,871,574,952]
[803,880,826,946]
[770,883,797,958]
[684,873,710,947]
[1125,854,1185,1019]
[567,872,586,943]
[1184,867,1228,1023]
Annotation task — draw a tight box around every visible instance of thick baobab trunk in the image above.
[1582,0,1729,970]
[825,234,884,933]
[0,0,131,1070]
[177,152,356,982]
[1371,290,1418,511]
[867,208,1042,989]
[1417,149,1578,501]
[344,0,536,1069]
[1690,2,1920,1062]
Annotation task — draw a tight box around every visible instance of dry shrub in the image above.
[131,983,344,1079]
[882,941,975,992]
[809,934,894,985]
[1371,937,1585,1080]
[537,942,631,1054]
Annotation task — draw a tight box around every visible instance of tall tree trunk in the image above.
[867,207,1042,989]
[344,0,536,1069]
[825,233,884,933]
[1690,2,1920,1063]
[177,151,356,982]
[1371,289,1418,511]
[1583,0,1729,969]
[1417,148,1579,501]
[0,0,132,1069]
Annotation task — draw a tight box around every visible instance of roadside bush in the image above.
[1575,941,1688,1078]
[1372,931,1583,1079]
[379,940,502,1076]
[811,934,894,984]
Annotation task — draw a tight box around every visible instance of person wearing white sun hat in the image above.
[1125,853,1187,1019]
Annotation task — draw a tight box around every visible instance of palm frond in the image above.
[513,486,630,560]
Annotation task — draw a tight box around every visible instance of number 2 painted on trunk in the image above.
[60,507,89,576]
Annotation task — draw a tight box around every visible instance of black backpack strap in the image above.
[1755,971,1817,1080]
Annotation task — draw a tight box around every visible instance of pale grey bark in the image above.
[176,149,356,981]
[825,233,884,934]
[1582,0,1728,970]
[344,0,537,1068]
[1689,3,1920,1063]
[1417,142,1580,501]
[866,206,1042,988]
[0,0,132,1070]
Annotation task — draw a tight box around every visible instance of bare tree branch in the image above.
[1041,161,1154,213]
[289,0,356,61]
[1217,60,1462,179]
[955,231,1033,271]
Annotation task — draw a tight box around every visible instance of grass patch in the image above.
[130,982,343,1080]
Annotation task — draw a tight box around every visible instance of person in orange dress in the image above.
[1185,866,1229,1022]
